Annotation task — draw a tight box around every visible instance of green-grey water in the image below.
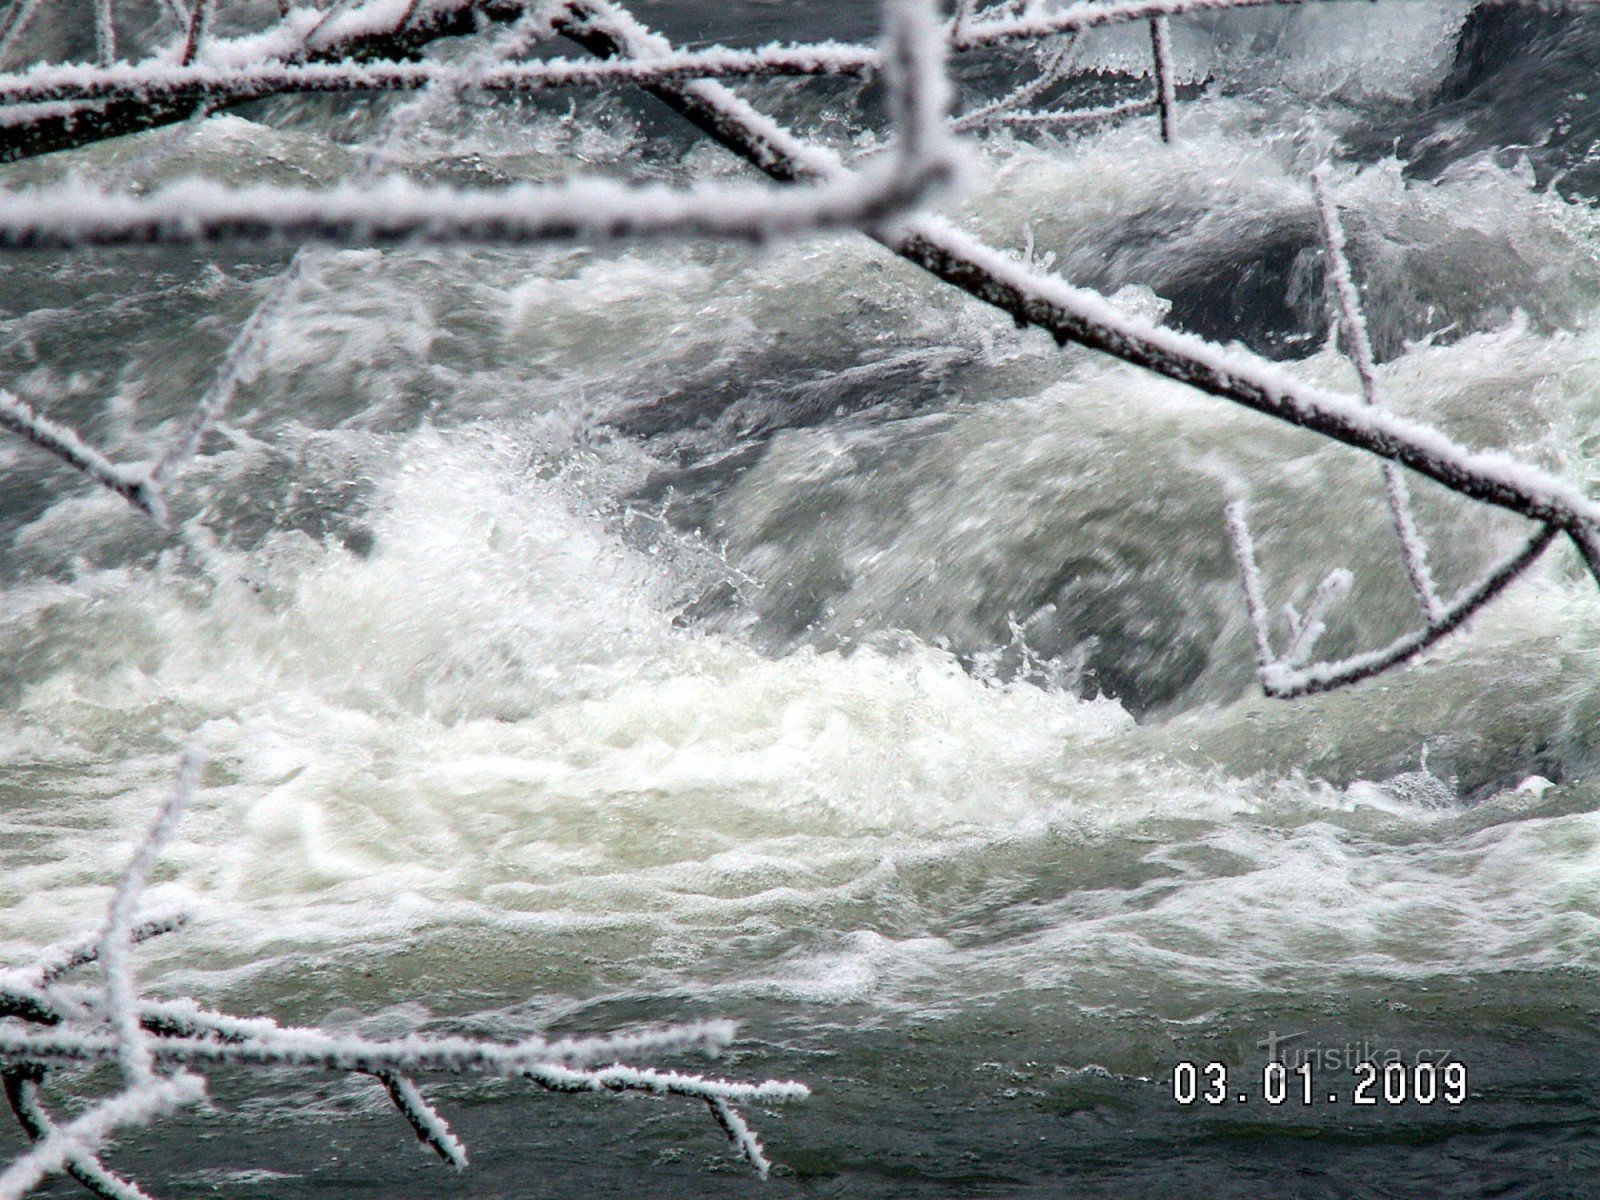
[6,2,1600,1195]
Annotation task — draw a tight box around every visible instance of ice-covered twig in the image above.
[3,981,737,1067]
[0,1072,204,1200]
[1282,567,1352,668]
[94,0,115,66]
[97,748,204,1087]
[556,0,1600,555]
[178,0,215,67]
[963,97,1157,131]
[371,1071,468,1168]
[152,259,307,485]
[1,1070,157,1200]
[1312,164,1444,622]
[705,1097,771,1179]
[952,34,1075,132]
[1261,525,1557,698]
[951,0,1437,51]
[28,914,188,990]
[1,743,211,1200]
[1224,500,1274,673]
[0,0,45,63]
[1148,16,1175,142]
[0,391,165,522]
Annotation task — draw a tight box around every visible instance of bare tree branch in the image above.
[555,0,1600,556]
[371,1070,468,1168]
[1148,16,1175,142]
[0,391,165,522]
[1312,164,1445,623]
[1227,502,1560,699]
[3,1071,159,1200]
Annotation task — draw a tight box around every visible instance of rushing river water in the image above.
[5,2,1600,1196]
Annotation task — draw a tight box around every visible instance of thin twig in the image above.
[1312,163,1443,622]
[2,1070,159,1200]
[94,0,115,65]
[30,914,188,990]
[0,1073,204,1200]
[0,0,44,62]
[153,261,307,484]
[98,748,204,1086]
[1224,500,1274,672]
[951,34,1076,131]
[1148,16,1175,142]
[0,391,164,522]
[178,0,213,67]
[706,1097,771,1179]
[372,1071,468,1168]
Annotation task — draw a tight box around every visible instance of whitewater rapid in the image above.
[5,2,1600,1194]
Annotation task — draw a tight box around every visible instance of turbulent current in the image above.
[7,2,1600,1195]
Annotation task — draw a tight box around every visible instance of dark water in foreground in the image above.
[7,2,1600,1196]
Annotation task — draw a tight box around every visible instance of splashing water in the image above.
[5,3,1600,1196]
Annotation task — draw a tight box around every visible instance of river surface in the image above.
[5,2,1600,1196]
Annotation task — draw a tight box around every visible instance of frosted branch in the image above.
[28,914,188,990]
[1224,500,1274,673]
[0,44,883,110]
[0,391,165,522]
[960,97,1156,132]
[153,258,307,484]
[951,0,974,39]
[0,1025,807,1101]
[178,0,214,67]
[0,2,960,250]
[1312,164,1444,623]
[0,0,45,63]
[2,1071,158,1200]
[371,1071,468,1168]
[0,747,798,1186]
[1282,567,1352,669]
[97,748,204,1087]
[1259,524,1559,698]
[706,1097,772,1179]
[0,1073,205,1200]
[952,34,1076,132]
[95,0,115,67]
[557,0,1600,545]
[1148,16,1175,142]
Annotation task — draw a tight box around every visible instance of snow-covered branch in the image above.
[0,42,880,110]
[2,1071,157,1200]
[0,753,810,1196]
[553,0,1600,701]
[1148,16,1176,142]
[1311,164,1444,623]
[0,0,961,250]
[946,0,1600,52]
[0,0,540,160]
[0,392,165,522]
[558,0,1600,537]
[1226,502,1559,698]
[1214,163,1578,699]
